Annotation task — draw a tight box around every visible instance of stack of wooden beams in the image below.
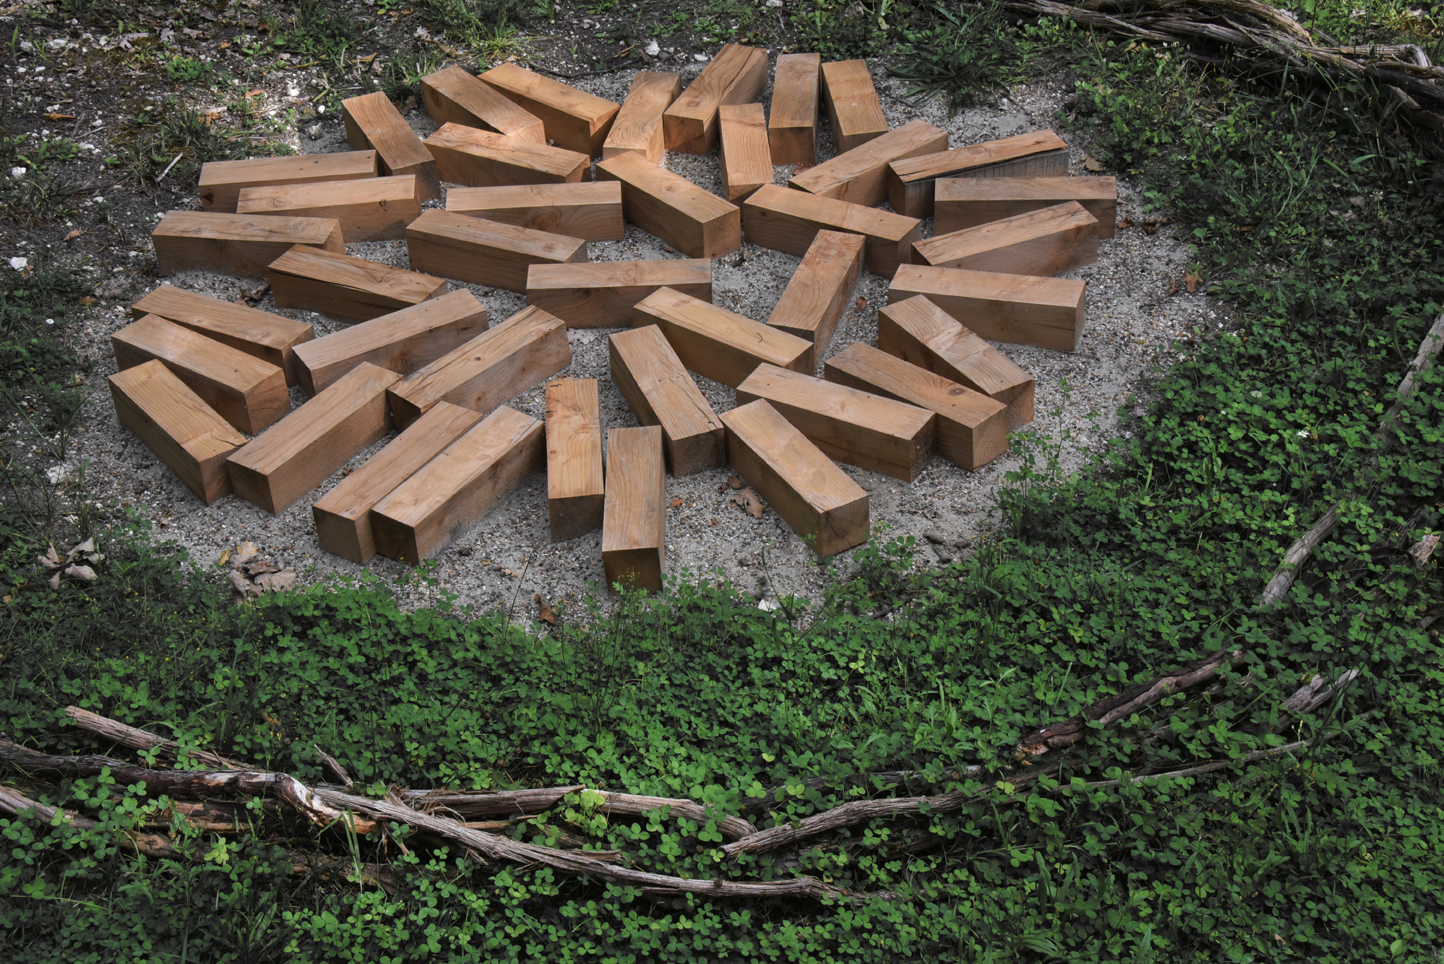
[118,48,1116,589]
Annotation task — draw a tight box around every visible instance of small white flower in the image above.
[8,257,28,271]
[10,166,25,178]
[1250,390,1262,398]
[1297,430,1309,438]
[44,318,54,325]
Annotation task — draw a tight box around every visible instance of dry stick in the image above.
[0,784,177,858]
[64,706,246,770]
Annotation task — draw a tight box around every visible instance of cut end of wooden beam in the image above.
[545,378,605,543]
[602,425,666,592]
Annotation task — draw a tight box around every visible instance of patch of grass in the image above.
[113,102,291,186]
[793,0,891,60]
[890,1,1024,113]
[273,0,372,67]
[413,0,533,49]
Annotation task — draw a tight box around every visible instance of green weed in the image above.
[891,1,1025,113]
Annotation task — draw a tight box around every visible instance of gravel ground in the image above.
[65,60,1223,618]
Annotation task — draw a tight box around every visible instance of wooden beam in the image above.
[662,44,769,154]
[424,123,589,188]
[291,289,489,396]
[341,92,440,200]
[226,362,400,514]
[131,285,314,388]
[235,175,421,243]
[824,343,1009,470]
[633,286,810,387]
[527,258,711,328]
[736,364,935,482]
[544,379,605,542]
[446,182,623,241]
[820,60,887,153]
[608,325,724,476]
[109,360,247,505]
[769,53,820,166]
[888,264,1086,353]
[477,63,620,156]
[742,183,920,277]
[420,65,546,143]
[406,209,587,293]
[718,103,771,202]
[912,201,1098,276]
[199,151,378,212]
[935,176,1118,238]
[596,152,740,258]
[371,406,545,564]
[878,294,1035,429]
[602,426,666,592]
[603,71,681,164]
[268,245,448,322]
[720,399,868,556]
[387,305,571,429]
[152,211,342,279]
[112,314,289,435]
[766,229,863,370]
[313,401,483,564]
[886,130,1070,219]
[789,119,946,207]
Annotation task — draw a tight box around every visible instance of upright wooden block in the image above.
[736,364,935,482]
[544,379,605,542]
[742,184,920,277]
[878,294,1035,428]
[291,289,489,395]
[820,60,888,153]
[312,402,484,564]
[608,325,724,476]
[766,230,864,370]
[447,182,623,241]
[769,53,821,166]
[152,211,342,279]
[889,264,1086,353]
[825,343,1010,470]
[663,44,769,155]
[527,259,712,329]
[109,360,247,504]
[226,362,400,514]
[424,123,589,188]
[478,63,620,156]
[602,426,666,593]
[200,151,378,212]
[789,120,947,208]
[603,71,681,164]
[420,65,546,143]
[720,400,868,556]
[371,406,545,564]
[912,202,1099,276]
[633,287,810,388]
[130,285,314,388]
[387,305,571,429]
[341,92,440,200]
[935,176,1118,238]
[597,153,740,258]
[268,246,448,322]
[112,315,289,435]
[718,103,771,202]
[886,130,1070,219]
[236,175,421,243]
[406,209,586,293]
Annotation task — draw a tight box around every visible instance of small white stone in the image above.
[8,257,27,270]
[287,87,300,97]
[694,52,708,62]
[644,39,659,56]
[10,166,26,178]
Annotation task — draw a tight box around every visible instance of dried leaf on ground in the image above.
[254,570,296,593]
[670,497,684,508]
[534,594,556,625]
[1184,270,1202,293]
[1083,154,1104,172]
[730,488,764,519]
[727,475,744,490]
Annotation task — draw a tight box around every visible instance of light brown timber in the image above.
[819,60,887,153]
[199,151,378,212]
[603,71,681,164]
[109,360,247,504]
[370,406,544,564]
[788,119,947,207]
[446,182,623,241]
[720,399,868,556]
[766,230,863,370]
[662,44,769,154]
[741,184,920,277]
[888,264,1086,353]
[912,201,1099,276]
[386,305,571,429]
[601,426,666,592]
[596,152,740,258]
[608,325,724,476]
[424,123,589,188]
[420,65,546,143]
[477,63,620,156]
[718,103,771,202]
[267,245,448,322]
[130,285,314,388]
[824,342,1009,470]
[527,259,712,328]
[769,53,821,166]
[111,314,289,435]
[406,209,586,293]
[544,379,605,542]
[151,211,342,279]
[632,286,810,387]
[341,92,440,200]
[291,289,489,395]
[886,130,1070,218]
[235,175,421,243]
[225,362,400,514]
[935,176,1118,238]
[312,402,484,564]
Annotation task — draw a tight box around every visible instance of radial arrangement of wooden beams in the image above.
[117,47,1115,590]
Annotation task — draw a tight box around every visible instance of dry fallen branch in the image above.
[65,706,247,770]
[407,787,757,841]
